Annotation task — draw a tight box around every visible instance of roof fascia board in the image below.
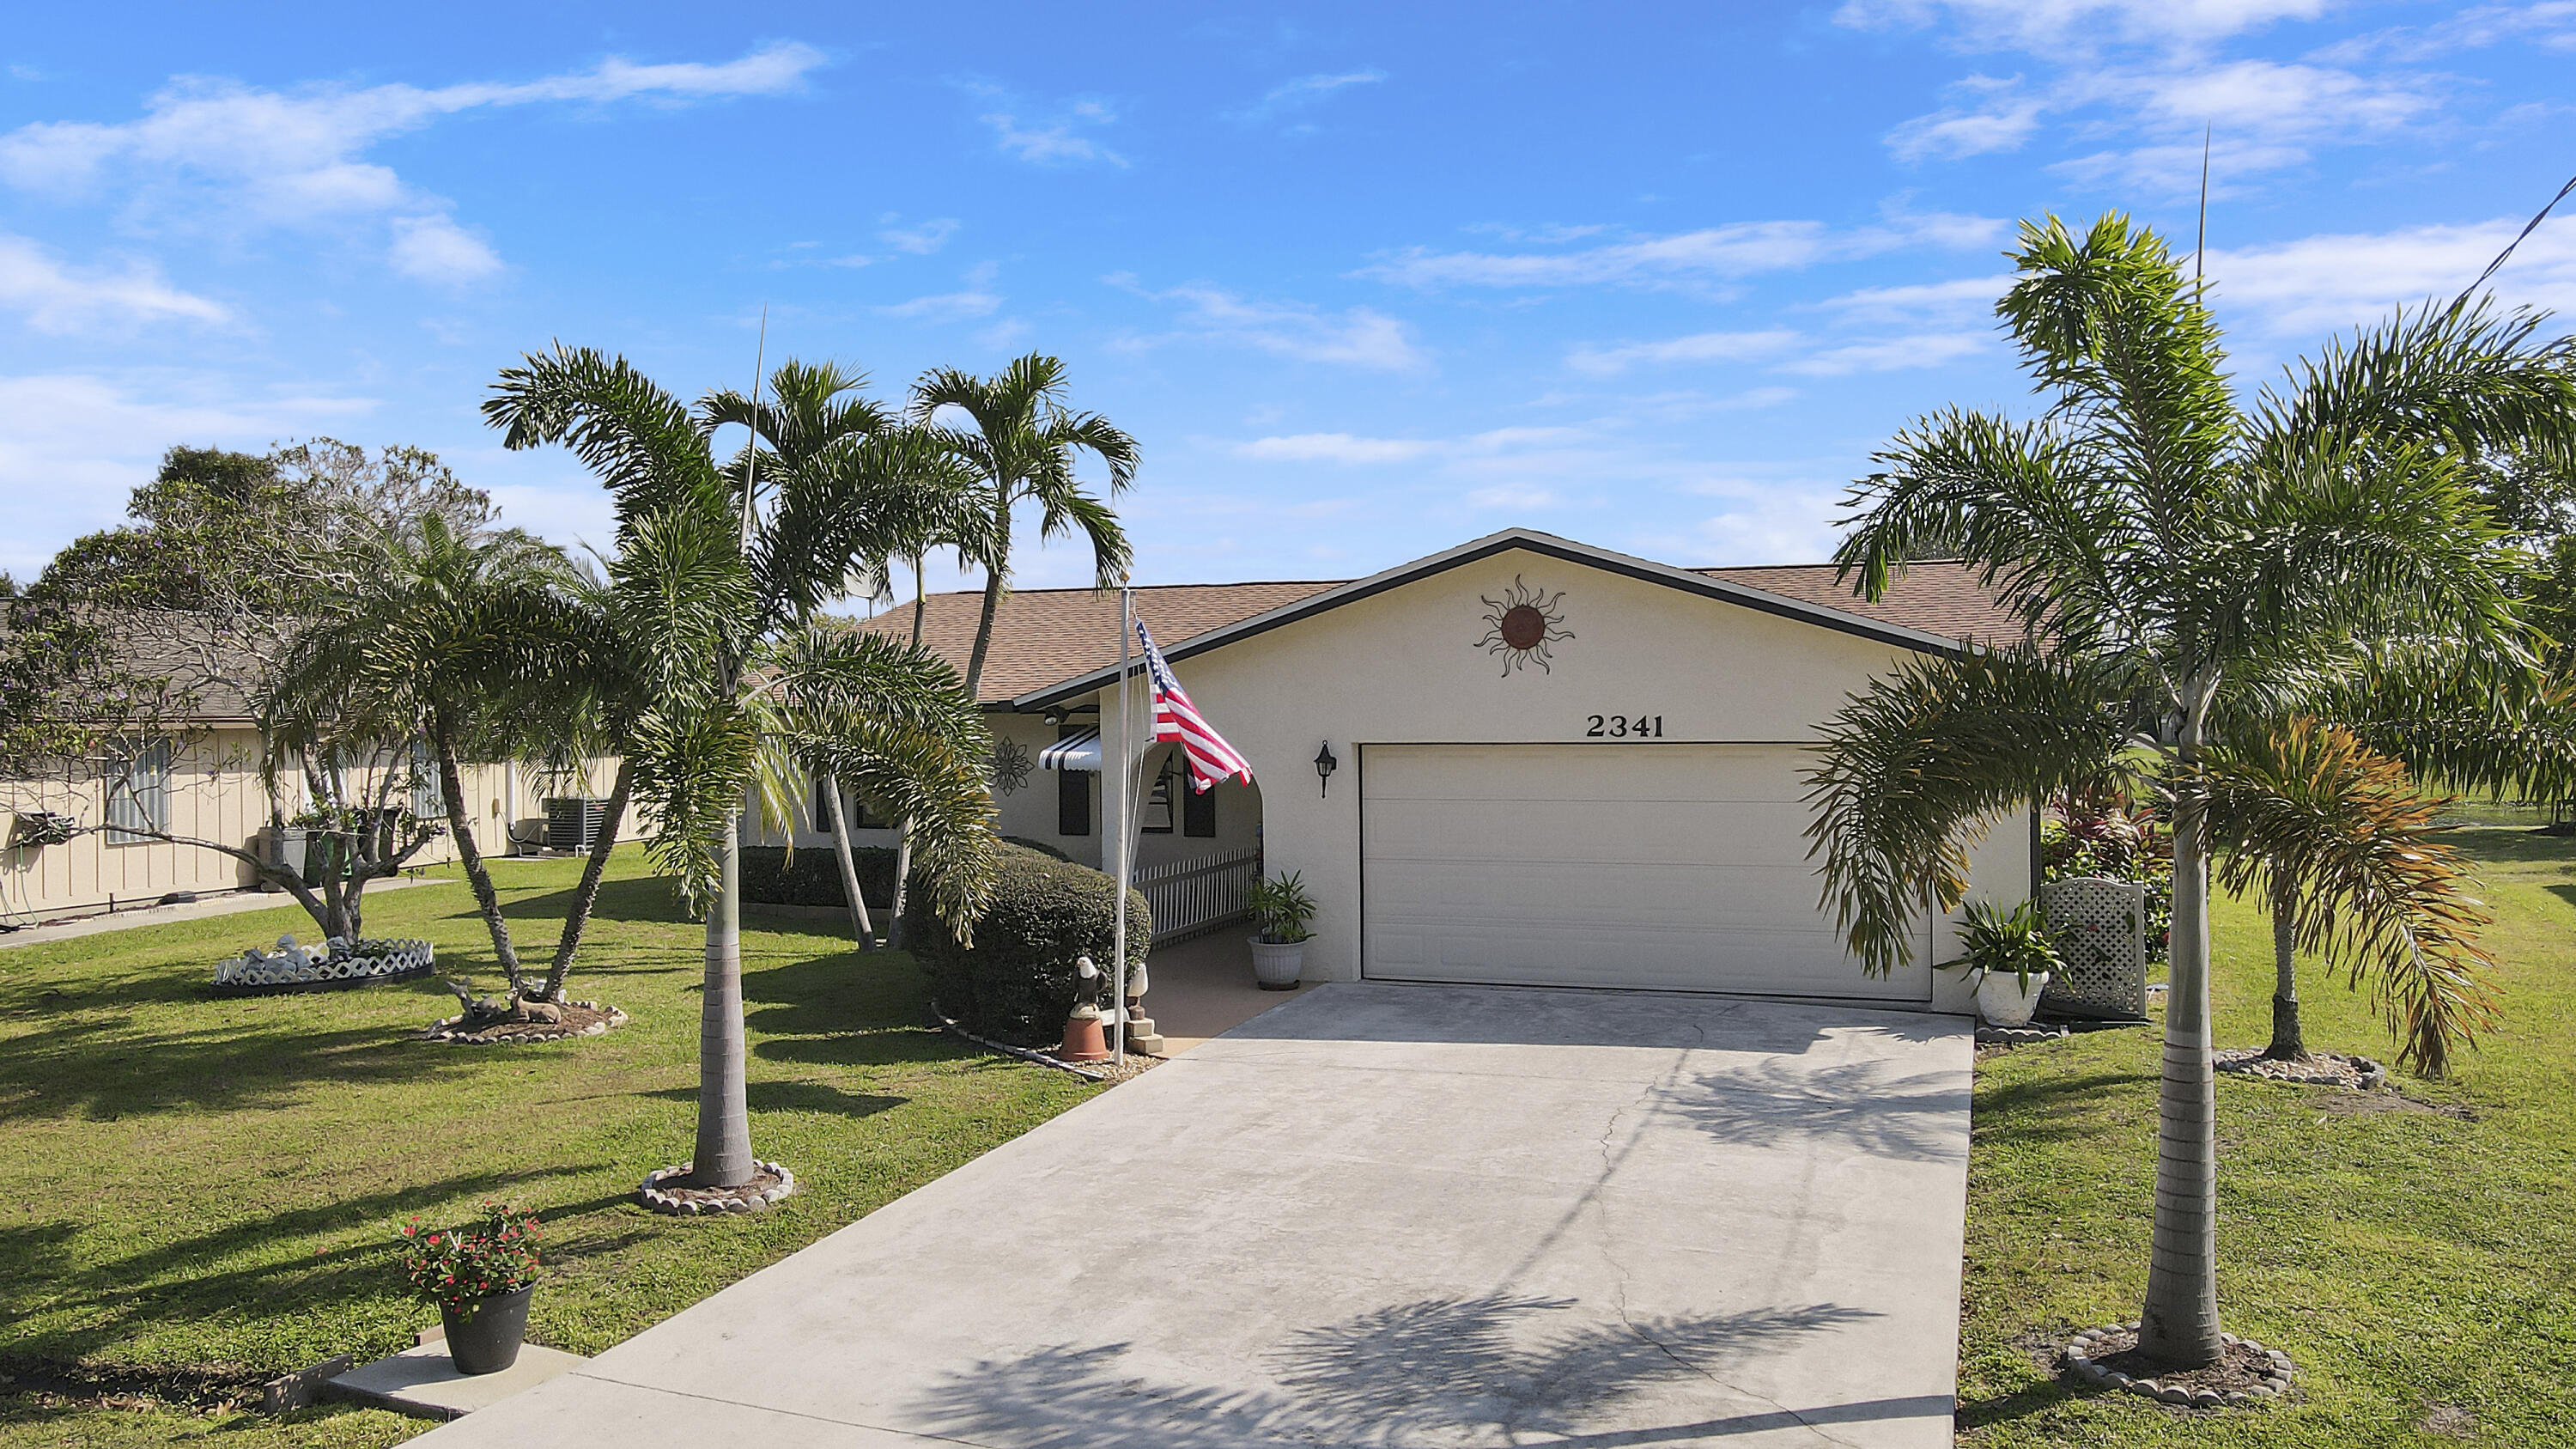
[1009,528,1964,710]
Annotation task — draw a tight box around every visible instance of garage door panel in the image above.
[1361,744,1927,1002]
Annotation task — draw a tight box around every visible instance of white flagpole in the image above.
[1113,581,1133,1066]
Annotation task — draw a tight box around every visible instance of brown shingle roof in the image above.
[858,557,2014,705]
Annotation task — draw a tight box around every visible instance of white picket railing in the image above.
[1136,846,1261,944]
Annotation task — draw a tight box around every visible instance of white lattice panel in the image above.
[2040,875,2148,1020]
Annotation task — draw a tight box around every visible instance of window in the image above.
[813,775,889,831]
[106,740,172,841]
[1182,776,1217,838]
[1056,726,1092,837]
[1141,761,1175,834]
[410,741,445,821]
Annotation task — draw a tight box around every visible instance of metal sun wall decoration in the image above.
[990,738,1033,796]
[1476,575,1574,675]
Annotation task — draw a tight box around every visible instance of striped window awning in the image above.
[1037,727,1103,773]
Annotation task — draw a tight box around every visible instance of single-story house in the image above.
[825,527,2033,1014]
[0,635,636,923]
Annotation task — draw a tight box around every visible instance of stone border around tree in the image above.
[638,1160,795,1216]
[2064,1323,2296,1408]
[421,1002,629,1044]
[2215,1049,2387,1092]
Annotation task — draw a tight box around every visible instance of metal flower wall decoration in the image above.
[989,738,1032,796]
[1476,575,1574,675]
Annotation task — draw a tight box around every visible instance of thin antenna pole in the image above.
[1113,580,1133,1067]
[741,305,769,549]
[2193,124,2211,303]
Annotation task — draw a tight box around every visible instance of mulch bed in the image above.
[2066,1324,2295,1408]
[422,1001,627,1044]
[2215,1048,2385,1092]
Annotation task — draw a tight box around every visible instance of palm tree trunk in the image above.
[909,551,927,648]
[429,721,524,997]
[2263,874,2305,1061]
[538,757,634,1002]
[820,773,875,948]
[690,810,756,1187]
[887,817,914,949]
[2140,732,2226,1367]
[962,562,1005,702]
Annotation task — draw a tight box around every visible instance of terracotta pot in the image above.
[1249,937,1306,991]
[1971,968,2050,1028]
[441,1283,534,1376]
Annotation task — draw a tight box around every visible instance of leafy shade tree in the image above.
[484,346,999,1194]
[266,514,603,999]
[1807,215,2576,1368]
[910,353,1139,700]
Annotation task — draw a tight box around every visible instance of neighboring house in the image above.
[829,527,2034,1012]
[0,634,633,923]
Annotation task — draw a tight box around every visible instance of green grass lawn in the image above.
[1959,825,2576,1446]
[0,851,1097,1446]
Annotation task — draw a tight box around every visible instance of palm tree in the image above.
[484,346,999,1195]
[267,514,582,996]
[910,353,1139,700]
[1806,214,2576,1367]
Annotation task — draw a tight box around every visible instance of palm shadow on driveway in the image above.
[907,1294,1923,1447]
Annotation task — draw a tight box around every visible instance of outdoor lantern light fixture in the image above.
[1315,741,1338,797]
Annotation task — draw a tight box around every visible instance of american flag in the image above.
[1136,620,1254,791]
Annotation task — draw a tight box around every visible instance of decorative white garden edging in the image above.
[210,934,435,995]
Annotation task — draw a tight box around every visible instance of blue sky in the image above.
[4,2,2572,595]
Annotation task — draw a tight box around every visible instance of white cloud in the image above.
[2317,3,2576,62]
[1886,75,2045,160]
[2204,216,2576,337]
[1686,474,1849,565]
[387,213,502,283]
[1818,274,2011,324]
[1566,329,1801,375]
[1465,484,1558,509]
[975,94,1127,167]
[1235,433,1437,464]
[1779,331,1990,375]
[0,42,823,278]
[1358,211,2003,291]
[1121,282,1428,371]
[879,216,960,253]
[0,232,228,331]
[1231,70,1387,124]
[878,289,1004,322]
[1834,0,2330,54]
[0,371,377,578]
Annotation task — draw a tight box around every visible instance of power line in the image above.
[2454,169,2576,311]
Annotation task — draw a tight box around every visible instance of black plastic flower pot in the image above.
[440,1283,534,1375]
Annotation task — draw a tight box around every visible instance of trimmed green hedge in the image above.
[904,842,1151,1047]
[737,845,898,910]
[738,837,1069,910]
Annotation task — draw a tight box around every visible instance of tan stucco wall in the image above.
[1076,545,2031,1007]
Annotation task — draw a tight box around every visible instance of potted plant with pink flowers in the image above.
[398,1203,544,1374]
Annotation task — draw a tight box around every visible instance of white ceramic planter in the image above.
[1248,937,1307,991]
[1972,968,2050,1027]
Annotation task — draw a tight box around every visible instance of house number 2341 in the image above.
[1585,714,1664,738]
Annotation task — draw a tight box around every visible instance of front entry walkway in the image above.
[420,984,1974,1448]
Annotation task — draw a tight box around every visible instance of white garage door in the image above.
[1361,744,1928,1002]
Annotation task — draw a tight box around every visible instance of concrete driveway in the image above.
[419,983,1973,1448]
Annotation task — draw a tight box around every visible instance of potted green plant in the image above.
[399,1203,544,1375]
[1950,898,2062,1027]
[1246,870,1316,990]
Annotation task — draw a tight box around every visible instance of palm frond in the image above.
[1805,645,2130,975]
[2202,720,2500,1075]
